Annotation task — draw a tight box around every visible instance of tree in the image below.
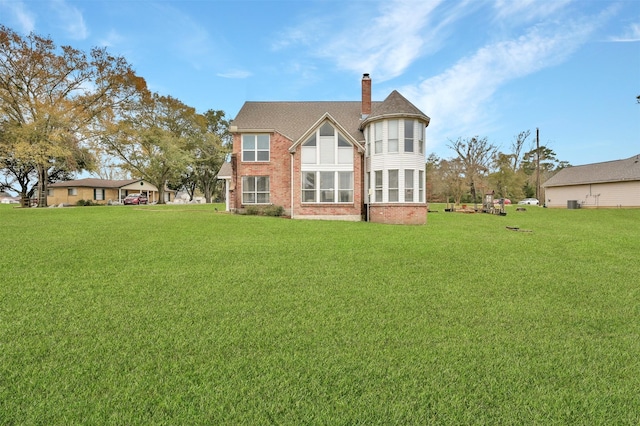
[0,25,146,206]
[101,94,201,203]
[447,136,497,205]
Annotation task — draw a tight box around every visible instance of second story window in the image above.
[242,134,270,162]
[404,120,414,153]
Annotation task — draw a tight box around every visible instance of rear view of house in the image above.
[223,74,430,225]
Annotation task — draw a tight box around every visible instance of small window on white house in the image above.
[417,125,424,155]
[404,120,414,153]
[405,169,414,202]
[374,122,383,154]
[388,170,399,202]
[388,120,399,153]
[375,171,383,202]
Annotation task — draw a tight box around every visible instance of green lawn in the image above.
[1,203,639,424]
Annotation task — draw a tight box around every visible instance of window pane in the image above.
[257,151,269,161]
[388,120,398,153]
[302,146,316,164]
[242,151,255,162]
[256,176,269,191]
[338,147,352,164]
[419,170,425,202]
[375,170,383,202]
[337,133,350,147]
[257,193,270,203]
[243,177,255,191]
[338,172,353,190]
[319,137,335,164]
[320,122,334,136]
[242,135,255,150]
[405,170,414,202]
[243,193,255,203]
[388,170,399,202]
[303,172,315,190]
[374,122,383,154]
[303,190,316,202]
[257,134,269,149]
[303,135,316,146]
[404,120,414,152]
[320,172,334,189]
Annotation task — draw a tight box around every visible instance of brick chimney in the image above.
[361,73,371,118]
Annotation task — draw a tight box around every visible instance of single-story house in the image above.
[47,178,175,205]
[542,154,640,208]
[222,74,431,225]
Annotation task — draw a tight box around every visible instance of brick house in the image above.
[223,74,431,224]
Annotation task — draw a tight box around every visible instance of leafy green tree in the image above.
[0,25,146,206]
[101,94,202,204]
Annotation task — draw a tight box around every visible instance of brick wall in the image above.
[231,132,292,212]
[368,204,427,225]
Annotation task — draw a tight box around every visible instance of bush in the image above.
[76,199,86,206]
[243,205,285,217]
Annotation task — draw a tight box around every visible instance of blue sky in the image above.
[1,0,639,166]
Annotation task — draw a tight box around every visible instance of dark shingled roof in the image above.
[231,90,430,144]
[364,90,431,125]
[232,101,374,143]
[543,155,640,187]
[48,178,139,188]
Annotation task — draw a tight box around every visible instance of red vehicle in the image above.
[495,198,511,205]
[123,193,148,205]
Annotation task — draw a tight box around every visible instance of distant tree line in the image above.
[426,130,570,205]
[0,25,230,207]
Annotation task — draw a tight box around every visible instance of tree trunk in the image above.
[36,164,48,207]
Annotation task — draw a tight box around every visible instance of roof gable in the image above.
[288,113,365,153]
[361,90,430,128]
[543,155,640,187]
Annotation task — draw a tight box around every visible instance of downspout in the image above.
[290,151,294,219]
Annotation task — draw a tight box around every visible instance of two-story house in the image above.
[224,74,430,225]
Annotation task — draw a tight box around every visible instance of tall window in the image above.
[417,125,424,154]
[405,169,414,202]
[374,122,383,154]
[388,170,399,202]
[301,171,353,203]
[242,176,270,204]
[242,134,270,162]
[419,170,425,202]
[338,171,353,202]
[388,120,398,153]
[375,171,383,202]
[301,121,354,204]
[404,120,414,153]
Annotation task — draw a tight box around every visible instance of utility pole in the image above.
[536,128,540,201]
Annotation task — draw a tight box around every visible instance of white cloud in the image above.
[404,17,601,150]
[0,0,36,33]
[51,0,88,40]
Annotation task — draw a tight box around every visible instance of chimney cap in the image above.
[362,73,370,79]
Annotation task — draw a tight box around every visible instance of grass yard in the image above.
[1,203,639,424]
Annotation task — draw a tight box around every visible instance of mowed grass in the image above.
[1,203,639,424]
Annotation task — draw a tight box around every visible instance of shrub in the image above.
[242,205,285,217]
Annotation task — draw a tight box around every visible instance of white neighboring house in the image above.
[543,155,640,208]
